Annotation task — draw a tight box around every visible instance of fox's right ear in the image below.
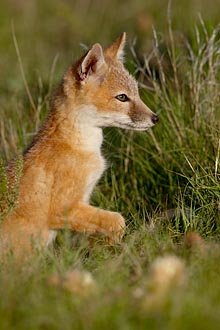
[77,43,106,83]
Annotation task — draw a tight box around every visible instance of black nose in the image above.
[152,114,159,124]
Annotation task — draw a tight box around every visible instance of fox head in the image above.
[62,32,158,131]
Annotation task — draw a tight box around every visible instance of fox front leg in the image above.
[50,203,126,243]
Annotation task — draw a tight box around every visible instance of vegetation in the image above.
[0,1,220,329]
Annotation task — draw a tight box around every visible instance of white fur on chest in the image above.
[74,105,103,152]
[73,105,106,202]
[81,126,103,152]
[83,154,106,203]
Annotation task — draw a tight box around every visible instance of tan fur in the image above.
[0,33,158,259]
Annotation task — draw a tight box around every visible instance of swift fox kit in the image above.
[0,33,158,257]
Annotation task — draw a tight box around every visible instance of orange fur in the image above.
[0,33,158,259]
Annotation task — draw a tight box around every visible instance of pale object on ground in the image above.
[48,269,97,296]
[141,255,186,311]
[149,255,186,291]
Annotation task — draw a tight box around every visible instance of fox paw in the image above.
[105,212,126,243]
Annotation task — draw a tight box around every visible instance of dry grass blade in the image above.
[11,21,37,114]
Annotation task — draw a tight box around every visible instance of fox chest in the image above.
[51,152,106,208]
[83,154,106,203]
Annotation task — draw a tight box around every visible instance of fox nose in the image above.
[152,114,159,124]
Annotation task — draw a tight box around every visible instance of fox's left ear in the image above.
[105,32,126,62]
[78,43,106,82]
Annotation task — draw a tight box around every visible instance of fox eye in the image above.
[115,94,129,102]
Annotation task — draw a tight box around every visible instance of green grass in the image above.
[1,1,220,329]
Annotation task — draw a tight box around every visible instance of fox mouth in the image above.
[113,115,158,131]
[115,122,154,131]
[96,113,157,131]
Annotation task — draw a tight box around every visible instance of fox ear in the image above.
[105,32,126,62]
[78,43,105,82]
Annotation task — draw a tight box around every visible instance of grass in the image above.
[1,1,220,329]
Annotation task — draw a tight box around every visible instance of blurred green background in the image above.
[1,0,220,91]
